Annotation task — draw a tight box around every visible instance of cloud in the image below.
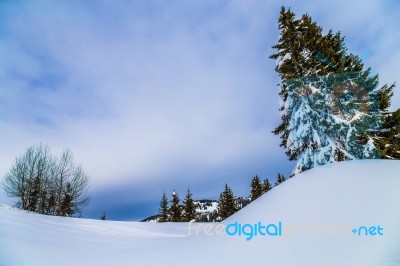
[0,1,288,185]
[0,0,398,218]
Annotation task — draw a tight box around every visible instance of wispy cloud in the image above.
[0,0,398,219]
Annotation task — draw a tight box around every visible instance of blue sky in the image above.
[1,0,399,220]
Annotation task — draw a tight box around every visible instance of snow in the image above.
[284,78,380,174]
[196,201,218,213]
[277,52,291,67]
[2,160,400,265]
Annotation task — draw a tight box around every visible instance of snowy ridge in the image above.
[2,160,400,266]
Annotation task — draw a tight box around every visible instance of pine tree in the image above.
[38,189,47,214]
[47,193,56,215]
[370,84,400,158]
[158,191,169,222]
[27,177,41,212]
[217,184,237,221]
[183,189,197,222]
[59,183,73,216]
[262,178,272,193]
[270,7,388,174]
[217,189,227,221]
[275,173,286,186]
[250,175,263,201]
[169,190,182,222]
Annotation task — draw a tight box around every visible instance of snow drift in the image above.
[1,160,400,266]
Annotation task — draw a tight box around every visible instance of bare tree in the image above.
[3,144,89,217]
[54,150,89,216]
[3,145,50,211]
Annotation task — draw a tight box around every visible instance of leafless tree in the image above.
[3,144,89,217]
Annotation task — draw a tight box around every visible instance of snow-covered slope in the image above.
[1,160,400,266]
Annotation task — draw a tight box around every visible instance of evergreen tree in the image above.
[370,84,400,158]
[47,192,56,216]
[217,184,237,220]
[158,191,169,222]
[262,178,272,193]
[169,190,182,222]
[270,7,390,174]
[275,173,286,186]
[59,183,73,216]
[250,175,263,201]
[27,177,41,212]
[183,189,197,222]
[38,188,48,214]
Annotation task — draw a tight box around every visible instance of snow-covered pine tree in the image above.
[158,191,169,222]
[262,178,272,193]
[250,175,263,201]
[169,190,181,222]
[217,184,237,221]
[371,84,400,159]
[183,189,196,222]
[271,7,386,174]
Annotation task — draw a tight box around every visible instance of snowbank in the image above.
[1,160,400,266]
